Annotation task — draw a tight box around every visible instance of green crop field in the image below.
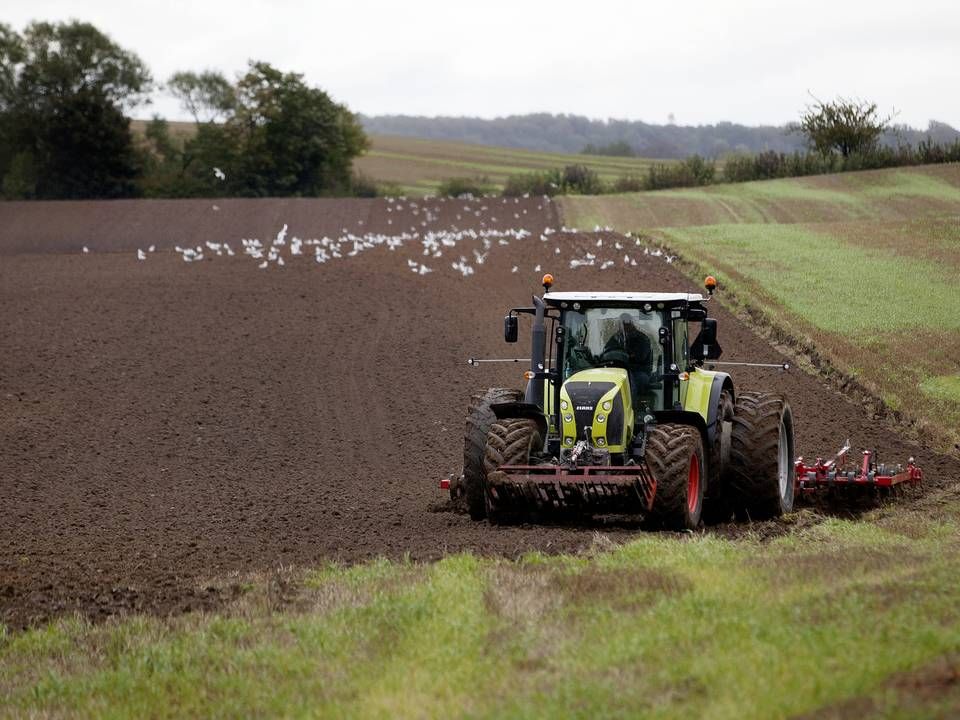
[560,164,960,450]
[353,135,673,196]
[3,487,959,719]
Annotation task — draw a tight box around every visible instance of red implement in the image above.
[795,441,922,493]
[488,463,657,512]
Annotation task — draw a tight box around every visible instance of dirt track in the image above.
[2,196,958,629]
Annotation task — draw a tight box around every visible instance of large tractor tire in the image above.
[483,418,543,525]
[728,392,795,520]
[462,388,524,520]
[646,423,705,531]
[702,389,735,524]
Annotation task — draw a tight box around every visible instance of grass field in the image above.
[3,486,959,719]
[560,164,960,450]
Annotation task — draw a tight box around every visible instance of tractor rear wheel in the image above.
[462,388,523,520]
[483,418,542,525]
[646,423,705,530]
[728,392,795,520]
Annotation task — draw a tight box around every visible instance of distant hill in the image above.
[360,114,960,159]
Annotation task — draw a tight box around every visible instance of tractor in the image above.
[457,274,795,529]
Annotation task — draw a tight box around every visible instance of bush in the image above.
[350,172,380,198]
[503,170,560,197]
[582,141,635,157]
[436,176,494,197]
[645,155,715,190]
[560,164,605,194]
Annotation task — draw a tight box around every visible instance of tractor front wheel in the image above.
[646,423,705,530]
[483,418,542,525]
[728,392,795,520]
[462,388,523,520]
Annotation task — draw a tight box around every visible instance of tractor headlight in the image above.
[564,437,574,446]
[597,414,605,423]
[564,414,573,423]
[597,438,606,446]
[560,400,568,411]
[602,401,612,411]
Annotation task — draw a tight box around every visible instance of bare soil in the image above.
[1,196,957,630]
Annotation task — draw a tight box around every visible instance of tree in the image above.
[167,71,235,123]
[794,96,895,158]
[0,21,151,198]
[163,61,369,197]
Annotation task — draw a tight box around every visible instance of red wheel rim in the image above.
[687,453,700,514]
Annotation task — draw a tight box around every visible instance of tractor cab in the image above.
[503,285,724,465]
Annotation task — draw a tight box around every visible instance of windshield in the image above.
[562,306,666,409]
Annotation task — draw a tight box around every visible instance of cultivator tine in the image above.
[488,463,658,515]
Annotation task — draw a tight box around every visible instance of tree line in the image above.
[2,20,959,201]
[363,113,960,159]
[0,21,368,200]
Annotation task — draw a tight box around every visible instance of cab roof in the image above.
[544,291,704,305]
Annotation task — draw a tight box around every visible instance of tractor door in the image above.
[673,313,690,408]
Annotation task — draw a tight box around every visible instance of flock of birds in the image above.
[85,195,679,276]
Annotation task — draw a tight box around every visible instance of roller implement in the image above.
[449,274,797,529]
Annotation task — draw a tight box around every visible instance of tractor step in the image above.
[488,464,657,513]
[795,442,922,492]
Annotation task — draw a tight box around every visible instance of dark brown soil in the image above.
[1,196,957,630]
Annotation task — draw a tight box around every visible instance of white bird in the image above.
[148,245,156,253]
[213,167,226,181]
[534,264,541,272]
[212,204,220,212]
[258,260,268,269]
[137,249,146,261]
[82,246,90,254]
[511,266,518,273]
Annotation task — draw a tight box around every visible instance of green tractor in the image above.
[459,275,795,529]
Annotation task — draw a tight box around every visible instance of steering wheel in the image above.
[597,348,630,368]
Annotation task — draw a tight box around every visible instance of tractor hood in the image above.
[559,368,633,453]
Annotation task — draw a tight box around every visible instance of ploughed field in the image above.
[1,196,957,630]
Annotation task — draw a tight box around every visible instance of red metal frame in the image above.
[491,463,658,512]
[795,442,922,492]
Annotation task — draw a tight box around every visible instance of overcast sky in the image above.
[6,0,960,128]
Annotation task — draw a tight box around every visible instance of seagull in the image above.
[137,249,146,260]
[213,167,226,181]
[148,245,156,253]
[82,246,90,254]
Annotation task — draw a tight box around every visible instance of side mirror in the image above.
[690,318,722,361]
[504,315,518,343]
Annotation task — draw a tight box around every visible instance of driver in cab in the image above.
[602,313,653,405]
